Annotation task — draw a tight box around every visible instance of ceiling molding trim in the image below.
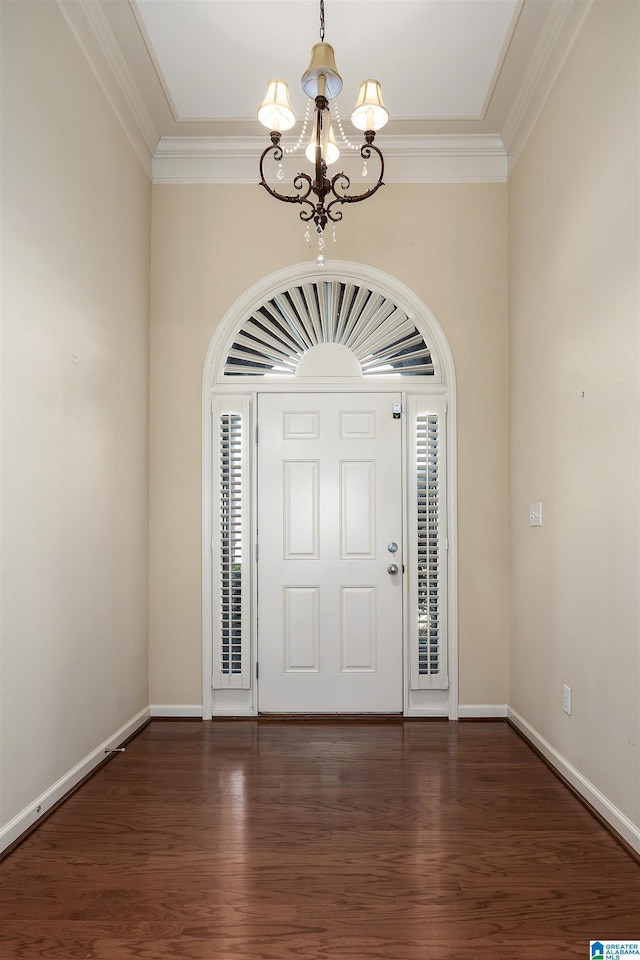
[478,0,526,119]
[152,135,507,185]
[56,0,158,178]
[503,0,594,174]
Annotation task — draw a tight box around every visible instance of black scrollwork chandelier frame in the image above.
[259,127,384,236]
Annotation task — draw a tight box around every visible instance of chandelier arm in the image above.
[259,141,317,219]
[325,204,344,224]
[361,139,385,183]
[324,140,385,222]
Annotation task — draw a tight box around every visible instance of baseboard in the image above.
[165,704,507,720]
[0,706,151,855]
[508,707,640,856]
[458,704,508,718]
[150,704,203,718]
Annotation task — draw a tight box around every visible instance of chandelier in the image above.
[257,0,388,261]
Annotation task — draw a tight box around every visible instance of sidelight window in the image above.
[212,398,251,688]
[409,398,448,690]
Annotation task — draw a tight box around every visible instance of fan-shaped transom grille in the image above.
[223,280,435,377]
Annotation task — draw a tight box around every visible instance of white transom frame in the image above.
[207,262,447,387]
[202,261,458,719]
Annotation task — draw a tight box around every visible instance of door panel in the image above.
[257,393,403,713]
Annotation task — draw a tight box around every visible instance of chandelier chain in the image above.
[319,0,325,41]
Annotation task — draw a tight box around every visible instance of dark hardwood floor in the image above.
[1,720,638,959]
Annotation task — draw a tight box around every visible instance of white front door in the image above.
[257,393,403,713]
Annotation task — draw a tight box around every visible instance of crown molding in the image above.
[57,0,158,178]
[503,0,594,173]
[152,134,507,185]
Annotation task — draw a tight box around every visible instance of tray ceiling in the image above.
[62,0,593,178]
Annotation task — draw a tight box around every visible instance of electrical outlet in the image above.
[563,684,572,716]
[529,502,543,526]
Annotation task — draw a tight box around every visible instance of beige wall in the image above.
[149,181,509,707]
[1,2,151,826]
[508,0,639,825]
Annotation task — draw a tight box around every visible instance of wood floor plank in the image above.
[0,926,603,960]
[1,720,638,959]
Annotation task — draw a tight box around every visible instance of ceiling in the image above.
[64,0,591,180]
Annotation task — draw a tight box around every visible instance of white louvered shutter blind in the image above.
[211,397,251,689]
[408,397,448,690]
[222,280,436,379]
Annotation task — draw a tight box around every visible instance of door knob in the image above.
[387,563,399,575]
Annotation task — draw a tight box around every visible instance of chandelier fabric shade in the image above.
[257,80,296,133]
[351,80,389,132]
[305,114,340,166]
[301,42,343,99]
[257,0,387,248]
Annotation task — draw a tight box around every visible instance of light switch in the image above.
[529,502,542,526]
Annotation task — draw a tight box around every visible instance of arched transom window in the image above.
[222,278,437,378]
